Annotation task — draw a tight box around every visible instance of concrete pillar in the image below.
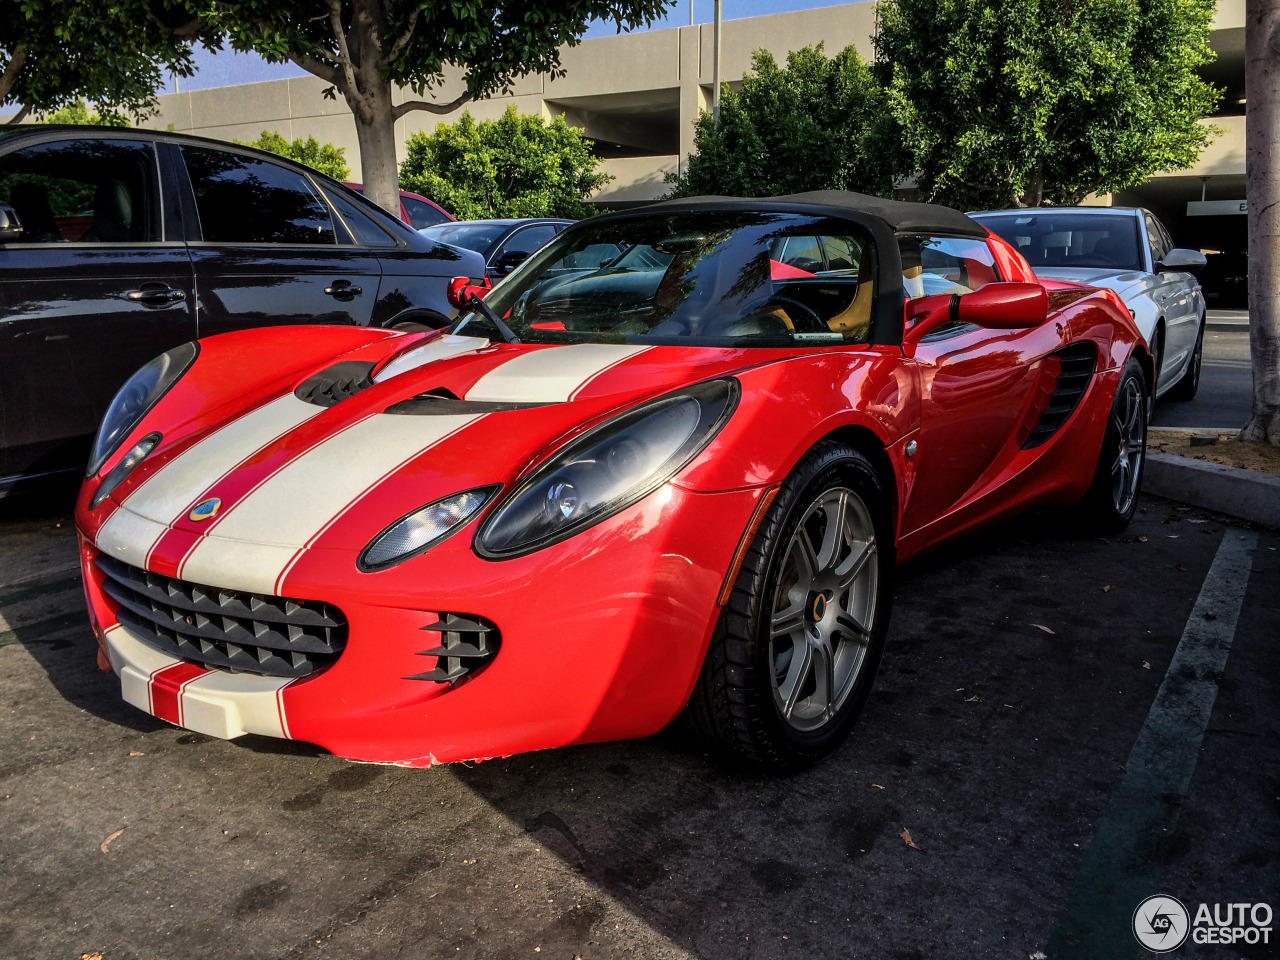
[678,24,709,175]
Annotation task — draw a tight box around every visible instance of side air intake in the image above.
[1021,344,1097,449]
[406,613,500,684]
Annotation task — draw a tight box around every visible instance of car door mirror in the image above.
[1156,248,1207,274]
[905,282,1048,343]
[495,250,530,274]
[447,276,491,310]
[0,203,24,243]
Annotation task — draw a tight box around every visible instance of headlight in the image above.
[477,378,738,558]
[360,487,496,571]
[91,433,161,508]
[88,342,198,477]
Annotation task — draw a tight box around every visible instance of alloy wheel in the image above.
[1110,378,1146,515]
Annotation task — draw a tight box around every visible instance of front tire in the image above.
[686,441,895,773]
[1168,314,1205,401]
[1078,356,1147,534]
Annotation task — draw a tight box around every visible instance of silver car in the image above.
[971,207,1207,402]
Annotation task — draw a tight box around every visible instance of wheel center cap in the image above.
[811,593,827,622]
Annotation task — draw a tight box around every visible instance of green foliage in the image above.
[237,130,351,180]
[874,0,1222,208]
[35,99,131,127]
[399,107,611,219]
[1,1,196,119]
[667,44,907,199]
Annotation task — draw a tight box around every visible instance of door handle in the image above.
[125,284,186,306]
[324,280,363,301]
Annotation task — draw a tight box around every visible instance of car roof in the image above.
[424,218,572,228]
[643,190,989,239]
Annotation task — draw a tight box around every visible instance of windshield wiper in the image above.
[460,292,521,344]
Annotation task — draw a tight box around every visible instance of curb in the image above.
[1144,452,1280,528]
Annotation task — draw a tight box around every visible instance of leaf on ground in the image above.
[1204,610,1218,620]
[100,828,124,853]
[128,751,144,757]
[871,784,885,790]
[900,828,921,850]
[1176,563,1187,571]
[1102,585,1111,592]
[1137,535,1149,542]
[964,695,981,702]
[1032,623,1056,634]
[1143,661,1151,669]
[81,954,103,960]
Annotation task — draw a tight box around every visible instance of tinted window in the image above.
[975,212,1142,271]
[419,222,509,256]
[454,212,877,347]
[498,225,559,259]
[0,139,161,243]
[1145,213,1169,262]
[323,186,397,247]
[182,147,335,244]
[402,195,449,229]
[899,236,999,299]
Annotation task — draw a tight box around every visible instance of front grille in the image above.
[96,554,347,678]
[1021,343,1097,449]
[406,612,500,684]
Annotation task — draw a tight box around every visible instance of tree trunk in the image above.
[348,68,401,215]
[1241,0,1280,444]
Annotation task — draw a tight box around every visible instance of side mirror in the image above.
[905,282,1048,343]
[1156,248,1207,274]
[446,275,490,311]
[0,203,23,243]
[494,250,529,274]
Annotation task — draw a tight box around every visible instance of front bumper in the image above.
[80,483,763,764]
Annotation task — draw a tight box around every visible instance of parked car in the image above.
[0,126,486,491]
[78,191,1150,772]
[971,207,1207,401]
[343,183,453,229]
[418,218,575,282]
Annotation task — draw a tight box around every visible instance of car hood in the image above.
[1031,266,1151,301]
[92,333,788,593]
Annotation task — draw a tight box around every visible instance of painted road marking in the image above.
[1045,531,1258,958]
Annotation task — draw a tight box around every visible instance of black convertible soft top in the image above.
[645,189,988,240]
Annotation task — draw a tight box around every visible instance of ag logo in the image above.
[1134,895,1190,952]
[188,497,222,522]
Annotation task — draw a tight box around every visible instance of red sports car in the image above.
[74,192,1151,772]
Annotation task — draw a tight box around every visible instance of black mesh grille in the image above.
[406,612,500,683]
[295,361,376,407]
[1022,343,1097,449]
[96,554,346,678]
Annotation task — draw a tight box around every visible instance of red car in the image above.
[343,182,453,229]
[75,192,1150,772]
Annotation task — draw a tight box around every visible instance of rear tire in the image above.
[1077,356,1147,535]
[685,441,895,774]
[1167,314,1205,401]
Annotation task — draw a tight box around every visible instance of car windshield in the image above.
[974,212,1143,271]
[419,222,510,255]
[451,211,876,347]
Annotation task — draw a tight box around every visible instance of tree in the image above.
[400,107,610,219]
[237,130,350,179]
[874,0,1222,209]
[35,100,131,127]
[667,44,906,199]
[1241,0,1280,445]
[165,1,672,213]
[2,1,195,124]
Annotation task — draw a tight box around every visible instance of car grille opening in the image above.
[295,360,376,407]
[95,554,347,678]
[406,612,500,684]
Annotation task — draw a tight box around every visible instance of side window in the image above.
[322,186,398,248]
[768,232,875,341]
[499,225,559,260]
[181,147,335,245]
[402,195,449,229]
[1144,213,1169,263]
[899,236,999,300]
[0,139,161,244]
[777,235,824,271]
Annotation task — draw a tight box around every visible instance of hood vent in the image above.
[296,361,376,407]
[386,387,549,416]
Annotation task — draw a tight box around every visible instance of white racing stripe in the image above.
[373,334,490,383]
[180,413,483,595]
[95,394,322,562]
[464,343,649,403]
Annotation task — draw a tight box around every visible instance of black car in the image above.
[0,126,486,490]
[418,218,578,282]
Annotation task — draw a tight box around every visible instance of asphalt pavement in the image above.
[1151,318,1252,431]
[1,488,1276,960]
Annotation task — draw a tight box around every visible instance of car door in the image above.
[0,135,196,480]
[487,223,561,281]
[900,235,1065,536]
[1145,212,1199,389]
[174,144,381,338]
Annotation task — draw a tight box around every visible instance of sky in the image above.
[160,0,855,94]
